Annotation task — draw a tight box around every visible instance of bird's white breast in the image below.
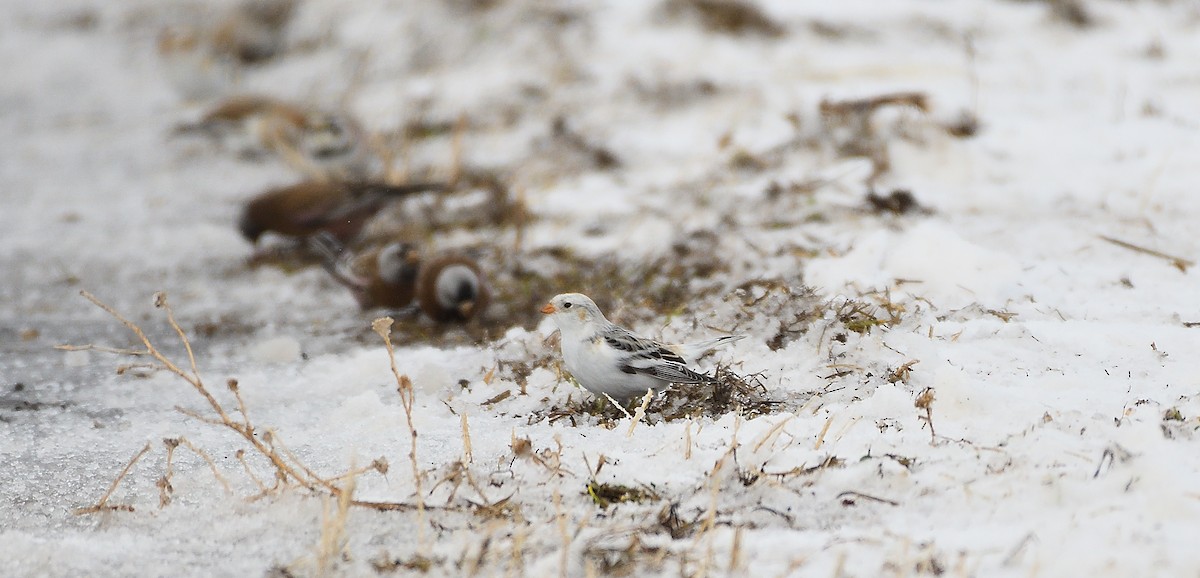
[561,332,663,400]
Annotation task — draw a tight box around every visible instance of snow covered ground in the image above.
[3,0,1200,576]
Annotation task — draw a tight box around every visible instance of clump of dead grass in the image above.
[656,363,774,421]
[659,0,786,38]
[865,189,932,216]
[586,480,660,509]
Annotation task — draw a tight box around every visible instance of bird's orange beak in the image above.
[540,303,556,314]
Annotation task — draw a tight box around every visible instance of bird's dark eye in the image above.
[562,302,572,309]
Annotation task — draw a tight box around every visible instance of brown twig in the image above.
[75,442,152,515]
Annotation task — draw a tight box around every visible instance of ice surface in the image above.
[2,0,1200,577]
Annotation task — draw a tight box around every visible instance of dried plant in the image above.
[64,291,408,513]
[372,316,428,543]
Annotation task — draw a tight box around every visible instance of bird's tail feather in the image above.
[670,334,746,362]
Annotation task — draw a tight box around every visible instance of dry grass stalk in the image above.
[751,416,794,453]
[236,449,268,492]
[159,438,179,508]
[461,413,474,464]
[601,393,634,420]
[554,489,569,578]
[315,473,356,576]
[684,419,694,460]
[1098,235,1193,272]
[326,458,389,484]
[372,316,427,544]
[694,416,741,577]
[728,526,744,573]
[449,112,468,188]
[56,344,147,356]
[179,437,233,493]
[625,390,654,437]
[813,416,834,450]
[71,291,410,512]
[915,387,936,444]
[509,524,528,578]
[75,442,151,515]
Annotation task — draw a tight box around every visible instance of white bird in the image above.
[540,293,745,402]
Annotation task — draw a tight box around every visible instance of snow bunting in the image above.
[238,180,445,244]
[415,255,491,323]
[310,233,421,311]
[540,293,744,402]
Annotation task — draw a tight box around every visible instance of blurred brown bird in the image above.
[212,0,297,65]
[157,0,298,100]
[415,254,491,323]
[176,95,376,179]
[238,180,445,245]
[176,95,309,155]
[310,233,421,310]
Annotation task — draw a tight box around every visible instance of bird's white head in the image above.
[540,293,605,332]
[376,242,420,285]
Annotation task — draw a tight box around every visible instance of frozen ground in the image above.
[3,0,1200,576]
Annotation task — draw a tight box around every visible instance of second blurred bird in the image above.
[310,233,421,311]
[311,232,490,323]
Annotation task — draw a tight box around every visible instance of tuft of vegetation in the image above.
[586,480,660,508]
[370,554,435,574]
[865,189,931,216]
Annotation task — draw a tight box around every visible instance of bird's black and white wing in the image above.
[602,326,714,384]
